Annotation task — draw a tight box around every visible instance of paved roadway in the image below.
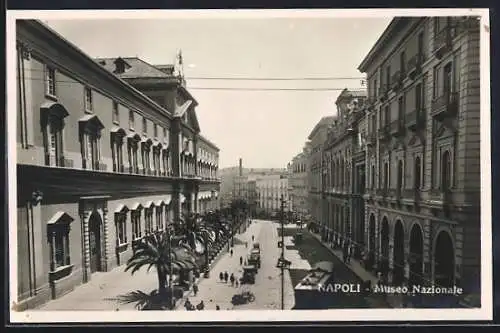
[178,219,295,311]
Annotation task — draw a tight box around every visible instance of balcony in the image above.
[431,92,459,121]
[389,119,405,137]
[407,53,423,79]
[406,109,426,131]
[391,71,403,91]
[433,27,452,59]
[377,124,391,141]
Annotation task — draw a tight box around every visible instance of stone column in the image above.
[81,210,92,283]
[102,206,109,272]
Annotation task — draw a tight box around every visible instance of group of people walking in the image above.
[219,271,240,287]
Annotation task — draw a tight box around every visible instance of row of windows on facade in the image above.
[44,65,219,165]
[367,17,460,100]
[292,163,307,173]
[366,60,456,133]
[46,114,218,178]
[49,204,174,271]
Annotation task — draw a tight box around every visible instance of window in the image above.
[142,117,147,134]
[49,226,70,271]
[145,208,154,234]
[373,79,378,98]
[384,106,390,126]
[84,87,93,112]
[115,213,127,245]
[154,124,158,138]
[441,150,452,191]
[153,146,161,175]
[398,97,404,120]
[414,156,422,190]
[83,132,101,170]
[45,66,56,97]
[397,160,404,190]
[386,66,391,87]
[142,143,151,174]
[111,130,125,172]
[131,210,142,240]
[162,149,169,176]
[418,32,424,56]
[400,51,406,74]
[156,206,163,231]
[112,102,119,124]
[383,162,389,190]
[129,111,135,130]
[45,116,64,167]
[371,164,375,188]
[163,127,168,142]
[415,83,423,110]
[443,62,453,96]
[128,138,139,173]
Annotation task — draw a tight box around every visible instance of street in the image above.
[177,219,295,310]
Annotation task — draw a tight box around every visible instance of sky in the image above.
[45,15,392,169]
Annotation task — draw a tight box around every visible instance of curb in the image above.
[306,230,394,308]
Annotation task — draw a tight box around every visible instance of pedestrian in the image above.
[346,243,352,264]
[224,271,229,283]
[219,272,224,282]
[240,256,243,265]
[235,278,239,288]
[230,249,233,257]
[196,300,205,310]
[216,305,220,310]
[230,273,235,286]
[193,283,199,296]
[252,235,254,242]
[245,241,248,248]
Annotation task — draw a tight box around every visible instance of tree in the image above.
[125,231,197,296]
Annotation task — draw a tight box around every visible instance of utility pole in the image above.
[280,194,285,310]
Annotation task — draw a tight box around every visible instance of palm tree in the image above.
[125,231,197,297]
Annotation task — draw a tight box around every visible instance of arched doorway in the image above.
[393,220,405,284]
[409,223,424,286]
[434,231,455,288]
[89,211,103,273]
[380,217,390,274]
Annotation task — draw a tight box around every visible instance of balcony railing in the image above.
[433,27,452,59]
[378,124,391,141]
[389,119,405,137]
[391,71,403,91]
[431,92,459,120]
[407,53,424,78]
[406,108,426,131]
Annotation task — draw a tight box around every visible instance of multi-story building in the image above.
[358,16,481,303]
[289,145,310,219]
[307,116,335,225]
[14,20,220,310]
[256,174,290,214]
[321,90,367,253]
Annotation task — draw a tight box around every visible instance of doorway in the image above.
[89,211,103,273]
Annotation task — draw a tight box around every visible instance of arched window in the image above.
[127,133,141,174]
[441,150,451,191]
[414,156,422,190]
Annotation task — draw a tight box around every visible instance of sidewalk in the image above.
[308,231,397,308]
[176,221,263,310]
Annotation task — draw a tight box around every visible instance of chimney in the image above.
[239,158,243,176]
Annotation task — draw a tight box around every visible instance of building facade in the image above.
[321,90,367,255]
[256,174,290,214]
[15,20,220,310]
[307,117,335,226]
[289,146,310,219]
[358,17,481,302]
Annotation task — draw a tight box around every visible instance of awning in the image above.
[47,211,74,225]
[114,204,129,213]
[40,101,69,119]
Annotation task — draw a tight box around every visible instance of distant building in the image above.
[288,144,311,219]
[256,174,290,214]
